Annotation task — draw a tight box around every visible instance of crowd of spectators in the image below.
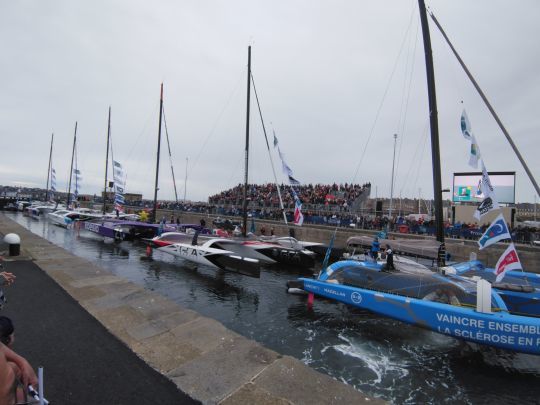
[208,182,371,209]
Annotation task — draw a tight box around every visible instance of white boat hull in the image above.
[157,240,261,277]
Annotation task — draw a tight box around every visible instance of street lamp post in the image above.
[389,133,398,218]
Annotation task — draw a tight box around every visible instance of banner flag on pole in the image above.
[113,160,126,212]
[494,243,522,282]
[274,134,304,225]
[72,168,82,201]
[50,167,57,202]
[473,161,500,220]
[460,110,472,140]
[460,110,481,168]
[477,213,511,250]
[468,134,481,169]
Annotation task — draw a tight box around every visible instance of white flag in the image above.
[460,110,472,140]
[473,161,500,220]
[468,134,481,169]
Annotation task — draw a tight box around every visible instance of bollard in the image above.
[3,233,21,256]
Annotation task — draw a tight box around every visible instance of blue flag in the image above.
[320,230,337,277]
[478,213,511,250]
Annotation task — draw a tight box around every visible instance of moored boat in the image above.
[156,238,262,277]
[288,259,540,355]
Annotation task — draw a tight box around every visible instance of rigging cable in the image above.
[162,105,179,206]
[428,8,540,196]
[126,103,159,192]
[351,1,419,185]
[250,72,289,227]
[190,72,244,175]
[394,11,420,194]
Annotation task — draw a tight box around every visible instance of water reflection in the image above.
[6,212,540,404]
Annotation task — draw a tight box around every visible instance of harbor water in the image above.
[6,212,540,404]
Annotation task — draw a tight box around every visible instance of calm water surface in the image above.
[7,212,540,404]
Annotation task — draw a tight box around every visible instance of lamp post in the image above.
[389,133,398,218]
[534,194,537,222]
[441,188,450,222]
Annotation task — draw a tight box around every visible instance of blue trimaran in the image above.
[288,1,540,355]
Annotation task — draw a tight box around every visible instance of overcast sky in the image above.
[1,0,538,203]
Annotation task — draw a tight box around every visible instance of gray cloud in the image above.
[1,0,538,203]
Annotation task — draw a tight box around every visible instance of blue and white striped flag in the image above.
[72,168,82,200]
[113,160,126,212]
[49,167,56,201]
[274,134,304,225]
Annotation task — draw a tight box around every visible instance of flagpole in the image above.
[389,133,397,218]
[184,157,188,203]
[535,194,537,222]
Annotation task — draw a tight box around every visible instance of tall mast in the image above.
[45,133,54,201]
[418,0,444,247]
[67,122,77,208]
[242,46,252,237]
[152,83,164,223]
[103,106,111,214]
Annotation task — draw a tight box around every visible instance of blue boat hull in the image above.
[299,277,540,355]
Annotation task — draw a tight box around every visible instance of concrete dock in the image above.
[0,213,382,404]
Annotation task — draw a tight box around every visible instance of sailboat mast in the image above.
[103,106,111,214]
[418,0,444,245]
[45,133,54,201]
[67,122,77,208]
[152,83,164,223]
[242,46,251,237]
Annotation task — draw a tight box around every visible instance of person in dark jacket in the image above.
[385,244,395,270]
